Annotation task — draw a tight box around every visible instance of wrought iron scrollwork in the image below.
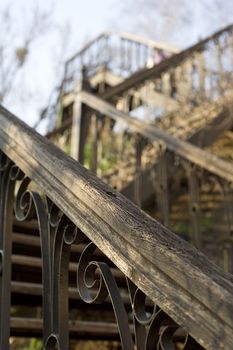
[127,278,204,350]
[0,151,206,349]
[77,242,134,349]
[13,174,83,349]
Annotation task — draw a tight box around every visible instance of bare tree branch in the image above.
[0,2,52,103]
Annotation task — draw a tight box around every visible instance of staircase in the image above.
[0,24,233,350]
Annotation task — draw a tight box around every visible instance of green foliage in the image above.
[83,135,119,172]
[171,215,213,240]
[10,338,43,350]
[84,141,93,169]
[72,340,120,350]
[27,339,43,350]
[200,214,213,230]
[171,222,189,235]
[170,222,190,240]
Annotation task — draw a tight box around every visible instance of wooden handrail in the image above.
[80,90,233,183]
[0,104,233,349]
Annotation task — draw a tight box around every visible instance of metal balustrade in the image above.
[45,31,178,134]
[63,32,179,95]
[101,24,233,106]
[1,105,233,349]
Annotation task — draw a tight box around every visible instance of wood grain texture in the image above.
[0,105,233,349]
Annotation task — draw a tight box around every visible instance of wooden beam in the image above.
[80,91,233,183]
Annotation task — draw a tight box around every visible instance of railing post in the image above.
[181,59,193,102]
[156,143,169,227]
[71,68,91,163]
[197,51,206,100]
[134,134,143,207]
[215,38,224,95]
[186,164,201,248]
[91,112,103,176]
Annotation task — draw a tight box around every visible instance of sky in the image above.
[1,0,232,133]
[1,0,119,131]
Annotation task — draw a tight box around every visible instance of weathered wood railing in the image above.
[1,106,233,349]
[77,91,233,268]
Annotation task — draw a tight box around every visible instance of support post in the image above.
[71,69,91,163]
[186,164,201,248]
[156,144,169,227]
[134,134,143,207]
[91,113,102,175]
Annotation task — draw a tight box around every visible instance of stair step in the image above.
[10,281,131,307]
[11,254,123,281]
[10,317,121,339]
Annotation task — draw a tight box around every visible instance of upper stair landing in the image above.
[45,31,179,134]
[101,24,233,104]
[63,31,179,95]
[49,23,233,143]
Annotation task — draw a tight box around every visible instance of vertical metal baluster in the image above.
[120,38,124,72]
[128,40,132,73]
[137,42,141,71]
[0,165,9,349]
[0,163,15,350]
[104,34,108,67]
[126,279,146,350]
[52,218,69,350]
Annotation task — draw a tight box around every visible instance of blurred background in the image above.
[0,0,232,133]
[1,1,232,349]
